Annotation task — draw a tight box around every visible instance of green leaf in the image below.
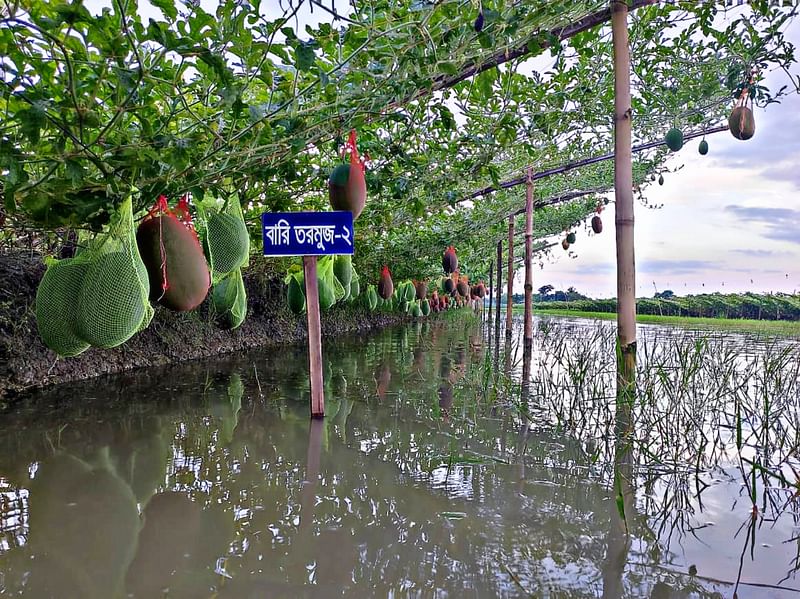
[149,0,177,21]
[65,159,86,187]
[295,41,317,72]
[18,107,45,145]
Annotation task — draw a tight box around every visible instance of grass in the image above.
[526,307,800,336]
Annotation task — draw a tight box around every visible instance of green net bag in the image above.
[202,196,250,278]
[36,197,153,354]
[36,256,91,357]
[211,267,247,330]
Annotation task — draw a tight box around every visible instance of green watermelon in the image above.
[421,299,431,316]
[75,251,148,348]
[287,275,305,314]
[333,255,353,292]
[205,209,249,274]
[36,258,91,357]
[665,128,683,151]
[329,164,367,219]
[349,274,360,300]
[566,232,576,244]
[698,139,709,155]
[319,276,336,311]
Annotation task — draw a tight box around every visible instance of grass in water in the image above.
[528,308,800,336]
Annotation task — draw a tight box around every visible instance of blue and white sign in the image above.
[262,211,354,256]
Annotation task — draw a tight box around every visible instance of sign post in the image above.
[263,211,355,418]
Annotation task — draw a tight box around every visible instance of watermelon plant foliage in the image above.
[1,0,797,282]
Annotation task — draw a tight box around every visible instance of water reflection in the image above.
[0,316,799,597]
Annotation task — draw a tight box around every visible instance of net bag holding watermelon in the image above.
[210,267,247,330]
[136,195,210,312]
[36,197,154,354]
[36,255,91,357]
[201,195,250,279]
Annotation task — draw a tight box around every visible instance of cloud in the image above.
[731,248,790,258]
[759,163,800,188]
[725,205,800,243]
[639,259,720,274]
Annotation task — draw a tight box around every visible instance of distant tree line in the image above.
[536,291,800,321]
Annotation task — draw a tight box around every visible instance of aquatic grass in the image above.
[493,316,800,569]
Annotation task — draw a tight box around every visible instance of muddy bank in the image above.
[0,252,410,401]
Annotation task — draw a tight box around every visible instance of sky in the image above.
[85,0,800,299]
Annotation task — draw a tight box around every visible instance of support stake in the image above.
[303,255,325,418]
[612,0,637,403]
[523,168,534,348]
[488,261,494,326]
[506,215,514,337]
[495,240,503,336]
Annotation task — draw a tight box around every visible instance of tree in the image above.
[538,284,555,296]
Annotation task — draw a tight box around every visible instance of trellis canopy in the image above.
[1,0,797,278]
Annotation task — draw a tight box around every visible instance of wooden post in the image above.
[523,168,534,348]
[611,0,636,403]
[495,240,502,335]
[506,216,514,337]
[303,256,325,418]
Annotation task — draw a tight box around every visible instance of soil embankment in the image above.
[0,252,408,401]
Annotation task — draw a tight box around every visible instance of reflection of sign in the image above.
[262,211,354,256]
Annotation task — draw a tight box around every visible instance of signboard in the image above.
[262,211,354,257]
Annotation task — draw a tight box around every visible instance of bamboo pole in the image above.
[303,256,325,418]
[524,168,534,348]
[495,240,502,336]
[488,261,494,325]
[611,0,637,401]
[505,215,514,337]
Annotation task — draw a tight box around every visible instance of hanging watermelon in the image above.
[421,299,431,316]
[377,265,394,300]
[566,232,576,244]
[286,273,305,314]
[442,246,458,273]
[456,275,469,297]
[729,105,755,140]
[591,215,603,234]
[137,196,210,312]
[665,127,683,151]
[329,130,367,219]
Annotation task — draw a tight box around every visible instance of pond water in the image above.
[1,314,799,598]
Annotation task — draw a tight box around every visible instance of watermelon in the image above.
[333,255,353,292]
[137,214,210,311]
[287,275,305,314]
[566,232,576,244]
[591,215,603,234]
[698,139,709,155]
[329,164,367,219]
[35,258,91,357]
[377,265,393,300]
[75,251,148,348]
[729,106,755,140]
[665,128,683,151]
[414,280,428,301]
[442,246,458,273]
